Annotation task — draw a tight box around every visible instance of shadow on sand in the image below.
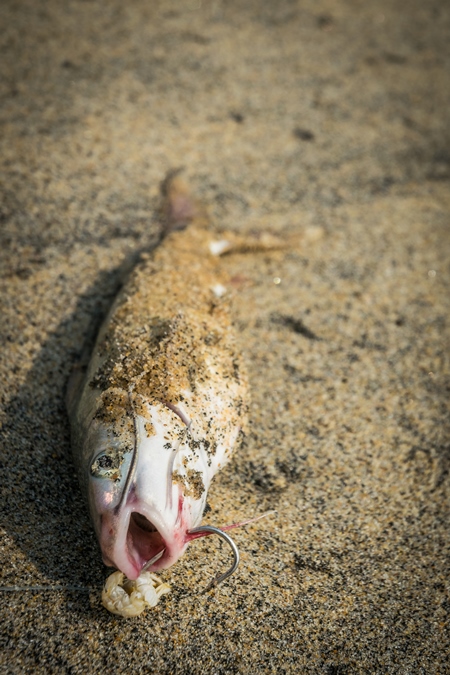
[0,249,147,602]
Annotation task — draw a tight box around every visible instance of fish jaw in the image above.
[89,401,209,580]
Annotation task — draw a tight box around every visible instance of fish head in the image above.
[86,394,209,580]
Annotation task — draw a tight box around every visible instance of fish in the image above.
[67,172,249,582]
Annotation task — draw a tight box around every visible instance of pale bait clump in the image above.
[102,570,171,617]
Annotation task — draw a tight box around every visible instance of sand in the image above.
[1,0,449,673]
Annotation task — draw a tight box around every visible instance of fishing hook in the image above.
[187,525,240,592]
[141,548,166,571]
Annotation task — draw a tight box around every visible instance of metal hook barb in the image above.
[187,525,240,593]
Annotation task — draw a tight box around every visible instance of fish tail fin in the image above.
[160,168,208,233]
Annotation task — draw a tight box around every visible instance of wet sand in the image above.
[1,1,449,673]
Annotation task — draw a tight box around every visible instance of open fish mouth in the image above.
[127,512,166,569]
[118,511,170,579]
[101,499,190,580]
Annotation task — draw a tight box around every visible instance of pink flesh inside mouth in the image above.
[121,512,201,579]
[125,512,167,577]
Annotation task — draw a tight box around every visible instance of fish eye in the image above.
[90,451,123,481]
[97,455,114,469]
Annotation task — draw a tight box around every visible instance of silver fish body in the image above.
[68,192,248,581]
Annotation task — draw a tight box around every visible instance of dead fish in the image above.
[67,172,249,583]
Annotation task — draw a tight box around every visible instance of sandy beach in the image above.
[1,1,449,672]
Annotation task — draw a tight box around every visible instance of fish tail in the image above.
[160,168,208,234]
